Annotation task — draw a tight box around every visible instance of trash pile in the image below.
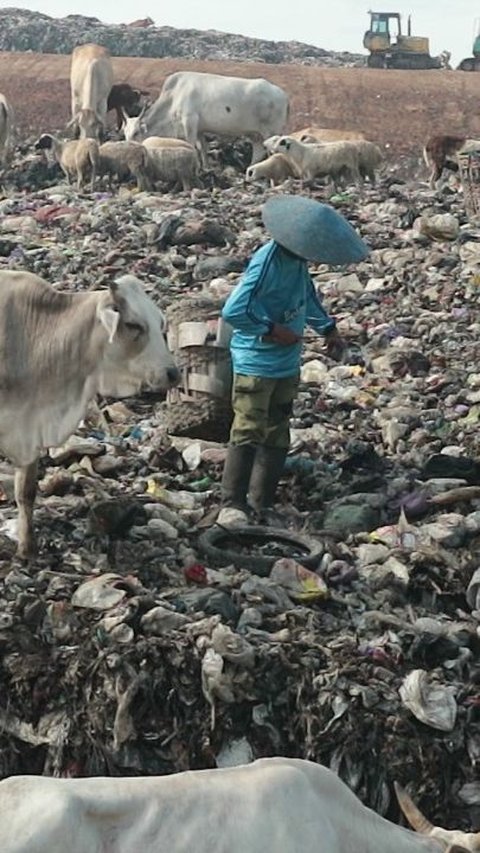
[0,8,366,67]
[1,149,480,829]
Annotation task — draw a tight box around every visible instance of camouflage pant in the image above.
[229,374,300,449]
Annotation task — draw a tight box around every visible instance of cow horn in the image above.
[121,107,130,121]
[394,783,434,834]
[66,114,79,128]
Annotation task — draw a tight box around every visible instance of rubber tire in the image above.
[198,524,324,577]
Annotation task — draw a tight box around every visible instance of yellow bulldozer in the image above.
[363,11,446,69]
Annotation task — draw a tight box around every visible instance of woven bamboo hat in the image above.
[262,194,369,264]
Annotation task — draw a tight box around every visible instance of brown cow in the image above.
[423,134,480,188]
[107,83,150,131]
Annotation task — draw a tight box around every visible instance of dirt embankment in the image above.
[1,51,479,162]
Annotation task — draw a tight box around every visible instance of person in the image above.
[217,194,369,526]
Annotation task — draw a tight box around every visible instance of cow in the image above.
[69,43,114,140]
[423,134,480,189]
[122,71,289,168]
[107,83,150,131]
[0,271,179,559]
[0,757,478,853]
[0,92,14,169]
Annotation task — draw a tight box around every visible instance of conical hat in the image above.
[262,195,369,264]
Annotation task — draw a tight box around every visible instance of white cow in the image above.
[0,92,14,169]
[0,271,179,558]
[122,70,289,167]
[69,43,114,140]
[0,757,478,853]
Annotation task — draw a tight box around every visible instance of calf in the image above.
[0,757,478,853]
[423,134,480,188]
[0,271,179,558]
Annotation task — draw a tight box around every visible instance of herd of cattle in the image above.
[0,42,385,192]
[0,42,476,192]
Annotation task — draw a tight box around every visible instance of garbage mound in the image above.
[1,149,480,829]
[0,7,366,67]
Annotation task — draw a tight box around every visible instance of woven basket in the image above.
[163,296,233,442]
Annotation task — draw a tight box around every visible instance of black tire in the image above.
[458,58,476,72]
[198,524,324,577]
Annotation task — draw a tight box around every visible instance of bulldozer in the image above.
[457,18,480,70]
[363,11,444,69]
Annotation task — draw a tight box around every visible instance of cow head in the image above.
[395,783,480,853]
[67,109,104,141]
[122,104,149,141]
[96,274,179,397]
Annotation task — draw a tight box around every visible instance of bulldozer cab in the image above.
[369,11,401,38]
[363,11,405,52]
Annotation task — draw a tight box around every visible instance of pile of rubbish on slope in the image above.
[1,146,480,830]
[0,8,366,67]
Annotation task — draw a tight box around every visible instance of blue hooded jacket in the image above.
[222,240,335,379]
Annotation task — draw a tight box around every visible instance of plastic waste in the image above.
[211,623,255,668]
[270,558,328,603]
[140,606,190,635]
[146,479,210,509]
[466,568,480,611]
[399,669,457,731]
[71,574,136,611]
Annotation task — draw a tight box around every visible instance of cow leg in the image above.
[430,163,443,190]
[15,460,38,559]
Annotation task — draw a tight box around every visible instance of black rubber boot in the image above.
[248,446,288,523]
[220,444,256,510]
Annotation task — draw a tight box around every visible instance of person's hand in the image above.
[263,324,301,346]
[324,327,346,360]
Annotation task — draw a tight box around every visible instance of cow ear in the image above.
[98,304,120,343]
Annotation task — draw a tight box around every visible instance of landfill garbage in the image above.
[1,140,480,828]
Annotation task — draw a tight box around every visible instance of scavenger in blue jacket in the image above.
[218,194,369,526]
